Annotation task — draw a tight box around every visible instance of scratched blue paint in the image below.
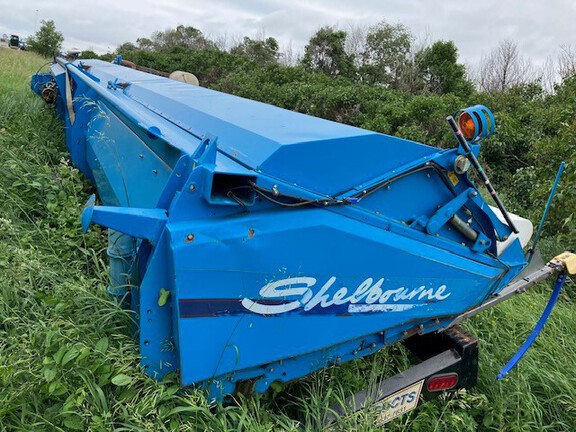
[31,57,527,401]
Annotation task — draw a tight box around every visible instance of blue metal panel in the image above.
[76,60,438,195]
[169,208,503,385]
[85,102,173,207]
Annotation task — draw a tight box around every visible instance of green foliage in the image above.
[81,50,99,59]
[521,77,576,246]
[150,25,215,51]
[302,26,355,78]
[116,46,257,87]
[360,21,413,87]
[27,20,64,58]
[417,40,473,96]
[231,36,279,66]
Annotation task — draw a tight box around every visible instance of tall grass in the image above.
[1,47,575,431]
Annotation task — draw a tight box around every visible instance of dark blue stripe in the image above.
[178,298,354,317]
[179,298,286,317]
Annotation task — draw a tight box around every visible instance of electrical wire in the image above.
[227,191,248,211]
[226,164,454,210]
[247,180,342,207]
[252,188,320,207]
[350,164,452,201]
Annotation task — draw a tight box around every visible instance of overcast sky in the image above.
[1,0,575,68]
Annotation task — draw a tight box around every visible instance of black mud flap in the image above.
[325,325,479,425]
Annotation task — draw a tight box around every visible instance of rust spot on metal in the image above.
[248,228,255,239]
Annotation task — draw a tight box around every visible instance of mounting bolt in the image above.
[185,234,195,243]
[189,184,195,192]
[418,324,424,330]
[469,190,478,198]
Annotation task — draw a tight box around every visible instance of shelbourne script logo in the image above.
[241,277,451,315]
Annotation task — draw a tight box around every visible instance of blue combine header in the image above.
[31,56,574,411]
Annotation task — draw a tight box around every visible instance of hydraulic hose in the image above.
[497,272,567,380]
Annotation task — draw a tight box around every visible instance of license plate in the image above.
[375,380,424,425]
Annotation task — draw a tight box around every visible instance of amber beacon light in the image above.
[456,104,496,142]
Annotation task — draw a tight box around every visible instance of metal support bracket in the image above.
[427,188,476,235]
[82,195,168,244]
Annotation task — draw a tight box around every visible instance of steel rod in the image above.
[527,161,565,263]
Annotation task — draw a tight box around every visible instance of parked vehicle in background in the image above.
[9,35,19,49]
[19,39,27,51]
